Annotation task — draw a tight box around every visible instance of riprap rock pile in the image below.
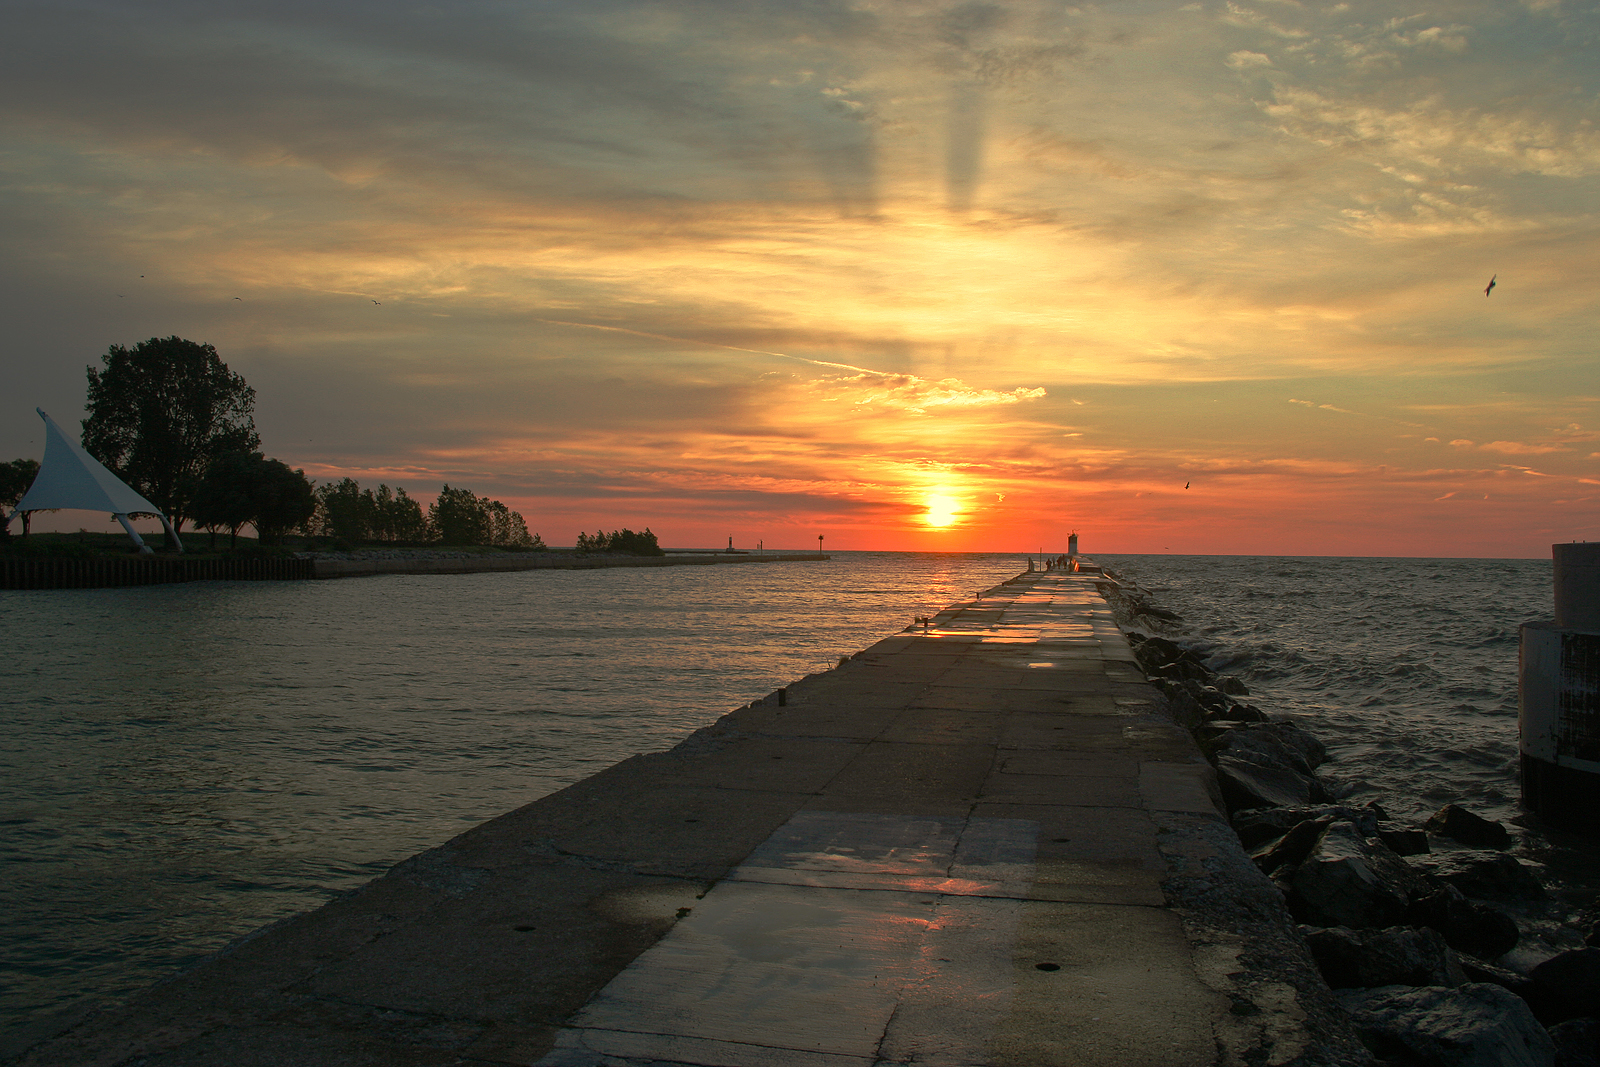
[1099,570,1597,1067]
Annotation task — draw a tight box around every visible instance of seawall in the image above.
[5,567,1362,1066]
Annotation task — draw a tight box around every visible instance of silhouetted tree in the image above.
[189,452,258,548]
[429,484,489,545]
[82,337,258,540]
[252,458,316,545]
[314,478,371,543]
[428,484,539,547]
[189,452,314,547]
[0,458,40,538]
[576,527,662,556]
[370,484,427,542]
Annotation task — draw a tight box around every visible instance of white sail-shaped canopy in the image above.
[9,408,182,553]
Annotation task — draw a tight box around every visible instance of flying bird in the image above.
[1485,275,1496,296]
[1184,481,1190,489]
[233,296,241,301]
[372,300,381,305]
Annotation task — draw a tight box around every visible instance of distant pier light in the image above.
[1068,531,1079,558]
[1520,542,1600,835]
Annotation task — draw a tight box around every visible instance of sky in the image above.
[3,0,1598,556]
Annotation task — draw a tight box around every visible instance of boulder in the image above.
[1258,721,1328,769]
[1378,825,1432,857]
[1214,723,1320,776]
[1302,925,1466,988]
[1410,885,1521,960]
[1414,852,1546,903]
[1426,804,1515,850]
[1288,822,1424,928]
[1458,956,1566,1026]
[1335,983,1555,1067]
[1216,754,1319,813]
[1217,674,1251,695]
[1205,702,1269,724]
[1232,804,1383,850]
[1531,949,1600,1023]
[1177,678,1231,712]
[1548,1017,1600,1067]
[1152,678,1206,729]
[1134,634,1197,672]
[1253,817,1333,878]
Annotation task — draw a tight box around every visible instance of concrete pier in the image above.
[7,569,1355,1066]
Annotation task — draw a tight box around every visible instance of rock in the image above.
[1205,702,1269,724]
[1216,754,1320,813]
[1151,678,1206,729]
[1133,634,1193,671]
[1302,925,1467,988]
[1253,817,1333,878]
[1289,822,1424,928]
[1414,852,1546,903]
[1458,956,1566,1026]
[1177,678,1230,712]
[1232,804,1383,850]
[1214,723,1320,776]
[1531,949,1600,1023]
[1548,1016,1600,1067]
[1335,983,1555,1067]
[1378,825,1432,856]
[1217,674,1251,695]
[1426,804,1515,850]
[1410,885,1521,960]
[1259,721,1328,769]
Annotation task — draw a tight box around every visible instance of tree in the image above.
[0,458,40,537]
[253,458,316,545]
[188,453,315,548]
[189,452,258,548]
[82,337,259,536]
[429,484,490,545]
[576,527,662,556]
[370,485,427,542]
[314,478,371,543]
[428,484,539,547]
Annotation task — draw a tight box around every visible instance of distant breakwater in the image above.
[0,550,828,589]
[304,550,828,579]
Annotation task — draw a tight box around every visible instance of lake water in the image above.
[0,551,1574,1029]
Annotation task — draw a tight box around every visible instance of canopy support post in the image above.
[113,513,155,555]
[159,514,184,553]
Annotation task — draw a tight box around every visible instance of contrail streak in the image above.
[530,317,883,376]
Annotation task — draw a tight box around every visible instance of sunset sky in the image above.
[4,0,1598,555]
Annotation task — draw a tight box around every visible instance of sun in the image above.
[923,494,960,528]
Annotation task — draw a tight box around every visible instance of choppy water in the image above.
[1095,556,1549,827]
[0,551,1580,1030]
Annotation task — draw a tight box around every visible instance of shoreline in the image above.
[300,549,829,579]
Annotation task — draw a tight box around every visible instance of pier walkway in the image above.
[10,569,1347,1067]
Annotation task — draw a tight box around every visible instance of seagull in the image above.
[233,296,241,301]
[1485,275,1496,296]
[371,300,381,304]
[1185,481,1190,489]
